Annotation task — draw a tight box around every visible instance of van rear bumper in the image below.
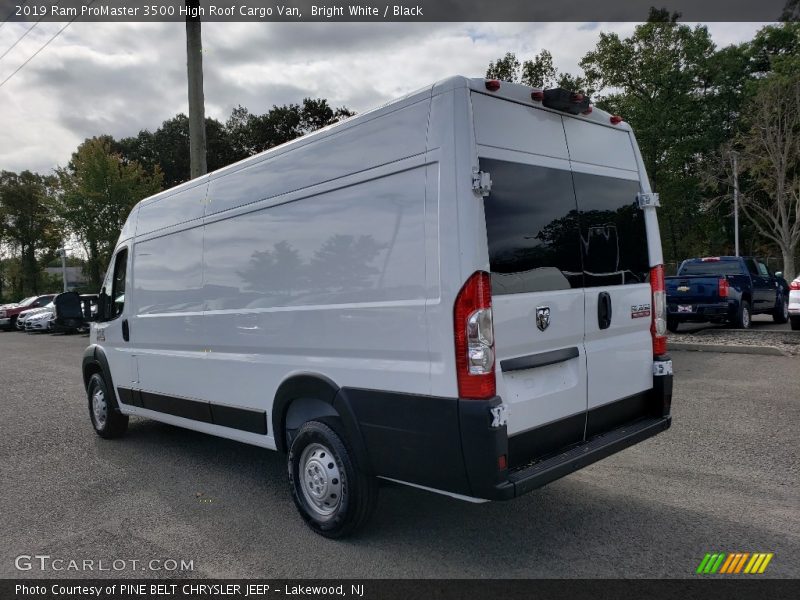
[340,359,673,501]
[493,414,671,500]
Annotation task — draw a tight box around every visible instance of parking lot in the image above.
[1,331,798,579]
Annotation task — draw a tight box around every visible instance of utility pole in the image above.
[732,151,740,257]
[57,248,68,292]
[186,0,207,179]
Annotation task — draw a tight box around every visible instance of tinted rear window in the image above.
[481,159,582,295]
[572,172,649,287]
[481,160,649,294]
[679,261,746,276]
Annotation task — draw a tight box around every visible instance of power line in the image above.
[0,0,92,90]
[0,0,60,61]
[0,21,40,63]
[0,0,29,33]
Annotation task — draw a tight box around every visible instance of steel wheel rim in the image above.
[92,388,107,429]
[299,442,343,519]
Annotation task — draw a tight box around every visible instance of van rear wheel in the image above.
[87,373,128,439]
[288,419,377,538]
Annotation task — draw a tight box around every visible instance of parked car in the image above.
[665,256,789,331]
[0,295,56,331]
[789,276,800,331]
[25,305,55,332]
[82,77,673,537]
[16,303,53,330]
[53,292,98,333]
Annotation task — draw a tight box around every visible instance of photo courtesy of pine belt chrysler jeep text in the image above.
[82,77,673,538]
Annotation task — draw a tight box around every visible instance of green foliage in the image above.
[0,170,63,297]
[486,52,521,82]
[115,98,354,188]
[737,69,800,279]
[57,138,163,288]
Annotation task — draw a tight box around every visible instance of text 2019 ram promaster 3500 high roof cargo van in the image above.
[83,76,673,538]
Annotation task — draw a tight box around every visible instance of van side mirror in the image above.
[97,288,110,322]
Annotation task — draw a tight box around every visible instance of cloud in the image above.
[0,21,768,175]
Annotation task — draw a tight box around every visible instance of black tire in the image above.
[288,419,377,539]
[791,316,800,331]
[666,318,679,333]
[773,296,789,324]
[9,315,18,331]
[735,300,752,329]
[87,373,128,439]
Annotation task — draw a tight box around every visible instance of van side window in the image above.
[571,172,649,287]
[481,159,582,295]
[758,262,769,277]
[746,259,759,276]
[111,248,128,319]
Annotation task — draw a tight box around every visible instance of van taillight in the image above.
[454,271,496,399]
[650,265,667,356]
[718,278,729,298]
[790,280,800,291]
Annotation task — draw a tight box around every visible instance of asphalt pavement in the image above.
[1,330,798,578]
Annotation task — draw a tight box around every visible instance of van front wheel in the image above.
[288,419,377,538]
[87,373,128,439]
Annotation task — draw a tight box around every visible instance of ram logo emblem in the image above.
[536,306,551,332]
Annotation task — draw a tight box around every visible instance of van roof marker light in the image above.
[531,90,544,102]
[485,79,501,92]
[610,115,623,125]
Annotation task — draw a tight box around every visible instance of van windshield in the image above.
[481,159,649,295]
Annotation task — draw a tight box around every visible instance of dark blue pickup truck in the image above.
[665,256,790,331]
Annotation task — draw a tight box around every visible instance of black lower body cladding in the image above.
[341,371,673,501]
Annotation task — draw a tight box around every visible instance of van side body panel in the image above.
[89,77,671,503]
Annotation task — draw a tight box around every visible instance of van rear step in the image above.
[502,416,671,497]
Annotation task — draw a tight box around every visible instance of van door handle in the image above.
[122,319,130,342]
[598,292,612,330]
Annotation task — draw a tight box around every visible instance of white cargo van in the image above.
[83,77,673,538]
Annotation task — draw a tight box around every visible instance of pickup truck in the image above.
[665,256,789,331]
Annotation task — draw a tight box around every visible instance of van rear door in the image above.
[563,119,654,425]
[480,157,588,466]
[473,93,588,468]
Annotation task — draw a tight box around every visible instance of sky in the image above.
[0,21,769,175]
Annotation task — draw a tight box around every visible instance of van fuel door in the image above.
[472,168,492,197]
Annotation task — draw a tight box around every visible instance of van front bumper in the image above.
[339,360,673,501]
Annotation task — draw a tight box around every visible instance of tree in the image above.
[521,49,558,88]
[117,98,354,188]
[486,52,521,82]
[737,67,800,279]
[579,11,719,260]
[57,138,163,288]
[0,171,62,296]
[486,50,574,90]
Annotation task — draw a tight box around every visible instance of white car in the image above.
[82,77,673,537]
[16,304,53,330]
[26,308,55,332]
[789,276,800,330]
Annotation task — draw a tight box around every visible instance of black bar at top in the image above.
[0,0,793,23]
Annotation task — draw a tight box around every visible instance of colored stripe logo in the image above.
[696,552,774,574]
